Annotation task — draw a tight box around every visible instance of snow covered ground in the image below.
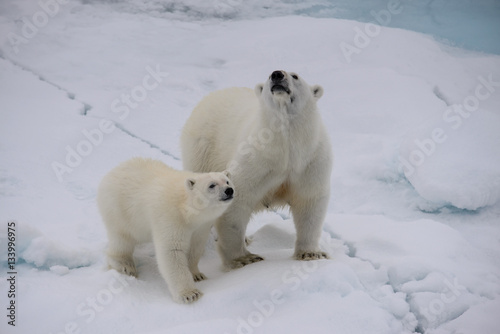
[1,1,499,333]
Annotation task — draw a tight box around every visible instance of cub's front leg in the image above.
[188,223,213,282]
[153,226,202,304]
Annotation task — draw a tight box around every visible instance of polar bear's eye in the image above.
[291,74,299,80]
[209,183,216,189]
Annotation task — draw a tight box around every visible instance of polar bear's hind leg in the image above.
[107,234,137,277]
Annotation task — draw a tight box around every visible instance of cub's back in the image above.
[97,158,184,219]
[99,158,172,193]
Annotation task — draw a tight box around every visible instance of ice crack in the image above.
[1,55,178,160]
[113,122,180,160]
[0,54,93,115]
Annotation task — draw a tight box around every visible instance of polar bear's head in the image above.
[184,170,235,221]
[255,70,323,113]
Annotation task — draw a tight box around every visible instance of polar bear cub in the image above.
[181,70,332,269]
[97,157,234,303]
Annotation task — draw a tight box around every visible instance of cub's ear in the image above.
[185,178,196,191]
[222,170,231,179]
[255,83,264,97]
[311,85,324,101]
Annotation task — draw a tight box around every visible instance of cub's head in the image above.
[185,170,234,220]
[255,70,323,113]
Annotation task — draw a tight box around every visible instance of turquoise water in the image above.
[300,0,500,55]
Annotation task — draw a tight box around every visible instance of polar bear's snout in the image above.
[221,187,234,201]
[271,70,285,81]
[270,70,291,94]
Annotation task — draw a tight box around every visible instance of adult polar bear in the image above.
[181,70,333,269]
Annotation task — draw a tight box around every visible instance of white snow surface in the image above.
[1,1,500,333]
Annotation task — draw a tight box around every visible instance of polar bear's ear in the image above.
[185,178,196,191]
[311,85,324,101]
[255,84,264,97]
[222,170,231,179]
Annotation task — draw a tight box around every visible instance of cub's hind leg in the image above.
[107,233,137,277]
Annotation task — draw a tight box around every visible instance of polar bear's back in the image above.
[181,87,259,172]
[191,87,257,116]
[99,158,182,192]
[97,158,188,240]
[187,87,258,134]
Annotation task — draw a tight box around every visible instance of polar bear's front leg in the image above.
[215,204,264,269]
[188,223,213,281]
[291,195,330,261]
[153,228,202,303]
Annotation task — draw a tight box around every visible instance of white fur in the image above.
[97,158,234,303]
[181,70,332,269]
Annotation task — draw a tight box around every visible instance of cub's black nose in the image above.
[225,187,234,197]
[271,70,284,81]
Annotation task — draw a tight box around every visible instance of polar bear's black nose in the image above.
[225,188,234,197]
[271,70,284,82]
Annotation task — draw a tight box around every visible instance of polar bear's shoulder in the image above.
[193,87,257,112]
[207,87,254,99]
[187,87,259,130]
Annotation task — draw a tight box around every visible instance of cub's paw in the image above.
[121,265,138,277]
[230,253,264,269]
[294,251,329,261]
[192,272,207,282]
[108,259,137,277]
[245,236,253,246]
[178,289,203,304]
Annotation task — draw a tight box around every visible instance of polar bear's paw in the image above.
[108,258,138,277]
[178,289,203,304]
[121,263,138,277]
[230,253,264,269]
[192,272,207,282]
[295,251,329,261]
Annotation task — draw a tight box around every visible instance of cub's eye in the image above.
[291,74,299,80]
[209,183,216,189]
[226,181,229,185]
